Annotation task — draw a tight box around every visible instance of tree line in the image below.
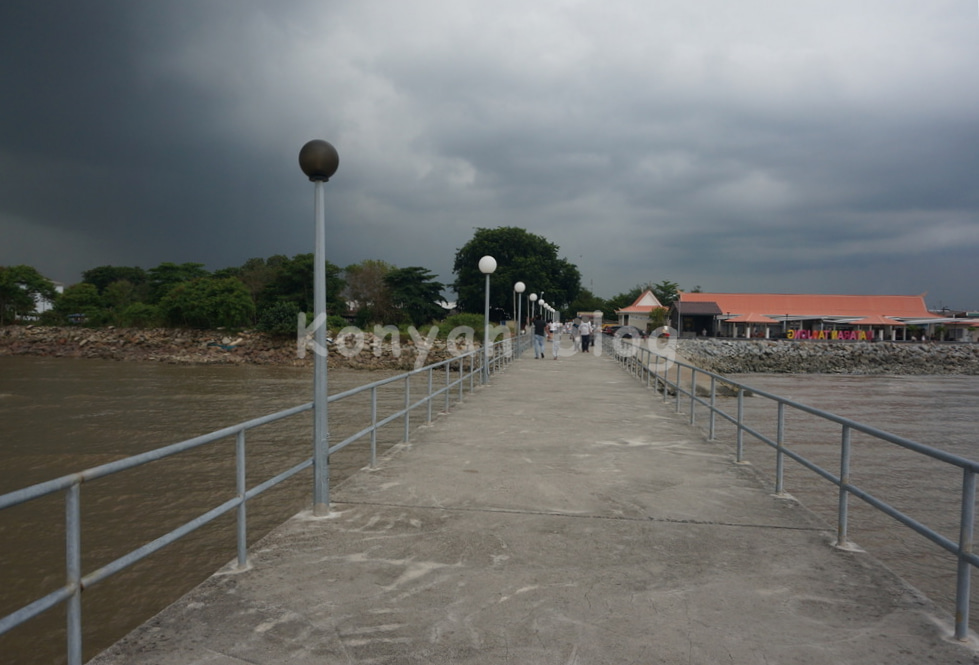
[0,226,694,332]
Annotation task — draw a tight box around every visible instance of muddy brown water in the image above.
[2,358,978,663]
[0,357,457,664]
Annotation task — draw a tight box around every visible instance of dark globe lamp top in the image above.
[299,140,339,182]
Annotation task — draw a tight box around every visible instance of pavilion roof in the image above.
[678,292,933,320]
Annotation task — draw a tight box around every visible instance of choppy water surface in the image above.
[2,358,978,663]
[0,357,438,665]
[714,373,979,630]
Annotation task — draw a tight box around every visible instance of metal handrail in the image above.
[0,335,521,664]
[602,334,979,640]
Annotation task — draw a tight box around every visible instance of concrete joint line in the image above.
[332,501,823,532]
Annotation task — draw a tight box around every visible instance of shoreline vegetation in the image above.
[2,326,979,374]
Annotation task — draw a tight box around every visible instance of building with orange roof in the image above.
[673,292,974,341]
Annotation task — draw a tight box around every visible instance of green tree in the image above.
[604,286,644,320]
[344,259,396,325]
[82,266,148,296]
[0,265,57,325]
[566,287,606,320]
[103,280,138,315]
[385,266,445,326]
[118,303,162,327]
[256,300,302,336]
[52,283,104,324]
[453,227,581,315]
[257,254,344,314]
[235,256,287,304]
[147,262,210,303]
[651,280,681,308]
[159,277,255,328]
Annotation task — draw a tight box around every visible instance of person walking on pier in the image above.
[580,319,592,353]
[549,320,561,359]
[532,316,547,359]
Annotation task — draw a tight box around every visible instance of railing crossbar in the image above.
[606,334,979,638]
[0,343,516,661]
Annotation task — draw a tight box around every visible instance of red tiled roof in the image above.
[679,293,933,319]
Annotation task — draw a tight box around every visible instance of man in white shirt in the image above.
[548,320,561,359]
[579,320,592,353]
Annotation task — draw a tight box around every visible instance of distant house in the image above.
[614,290,664,331]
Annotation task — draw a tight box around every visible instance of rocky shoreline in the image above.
[4,327,979,375]
[0,326,468,371]
[676,338,979,375]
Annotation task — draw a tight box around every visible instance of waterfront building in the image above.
[613,289,665,331]
[673,292,977,341]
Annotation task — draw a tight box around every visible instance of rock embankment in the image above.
[677,338,979,375]
[0,326,471,370]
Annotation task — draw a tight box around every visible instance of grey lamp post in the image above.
[514,281,525,354]
[479,256,497,384]
[529,292,537,319]
[299,139,339,516]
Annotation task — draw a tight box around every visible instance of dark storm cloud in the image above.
[1,1,977,309]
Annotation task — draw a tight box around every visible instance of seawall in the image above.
[0,326,464,370]
[677,338,979,375]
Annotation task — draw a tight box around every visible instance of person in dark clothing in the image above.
[532,316,547,359]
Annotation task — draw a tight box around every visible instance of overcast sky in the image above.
[2,1,977,310]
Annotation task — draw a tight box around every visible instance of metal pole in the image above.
[236,431,247,568]
[837,425,851,547]
[403,375,411,441]
[371,386,378,468]
[483,272,491,384]
[299,139,338,517]
[775,403,785,495]
[955,468,976,640]
[516,293,522,357]
[312,179,330,515]
[736,388,745,463]
[66,484,82,665]
[708,377,717,441]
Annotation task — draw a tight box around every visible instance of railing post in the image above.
[674,362,682,413]
[370,386,378,468]
[427,367,434,424]
[651,350,659,392]
[736,388,745,463]
[955,468,976,640]
[689,369,697,425]
[837,425,851,547]
[708,376,717,441]
[469,354,475,393]
[403,375,411,442]
[236,431,248,569]
[444,360,450,413]
[775,403,785,495]
[66,483,82,665]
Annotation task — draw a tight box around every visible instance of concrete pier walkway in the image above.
[92,349,976,664]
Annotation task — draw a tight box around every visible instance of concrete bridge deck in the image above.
[91,349,976,664]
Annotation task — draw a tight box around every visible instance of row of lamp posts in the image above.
[478,255,559,382]
[298,140,558,512]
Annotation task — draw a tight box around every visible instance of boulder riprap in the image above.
[0,326,469,370]
[676,338,979,375]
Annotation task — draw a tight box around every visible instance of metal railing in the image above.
[603,334,979,640]
[0,337,522,665]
